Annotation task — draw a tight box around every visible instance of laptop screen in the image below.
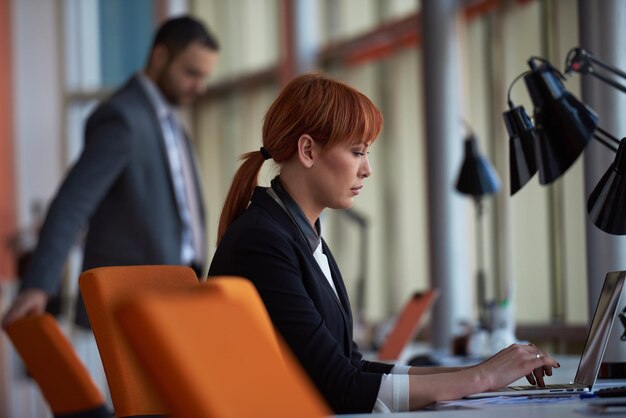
[575,271,626,386]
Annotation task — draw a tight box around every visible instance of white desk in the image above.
[338,397,626,417]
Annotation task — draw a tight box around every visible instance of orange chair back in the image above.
[377,289,438,360]
[116,277,330,418]
[5,313,110,418]
[79,265,199,417]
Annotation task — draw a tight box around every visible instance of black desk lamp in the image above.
[565,48,626,235]
[502,94,538,195]
[587,139,626,234]
[503,47,626,235]
[455,133,501,328]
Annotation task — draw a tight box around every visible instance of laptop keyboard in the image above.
[508,384,585,391]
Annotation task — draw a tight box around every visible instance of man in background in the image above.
[2,15,219,329]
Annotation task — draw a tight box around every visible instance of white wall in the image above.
[13,0,64,231]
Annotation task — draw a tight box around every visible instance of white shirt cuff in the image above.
[373,372,409,412]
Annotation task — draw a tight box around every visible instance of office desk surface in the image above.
[338,397,626,417]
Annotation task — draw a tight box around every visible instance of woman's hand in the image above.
[406,343,560,409]
[476,343,560,391]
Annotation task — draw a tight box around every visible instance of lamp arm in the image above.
[594,126,620,152]
[565,47,626,94]
[586,70,626,94]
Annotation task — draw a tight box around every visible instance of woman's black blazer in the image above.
[209,185,393,413]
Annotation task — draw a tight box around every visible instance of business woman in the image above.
[208,73,558,414]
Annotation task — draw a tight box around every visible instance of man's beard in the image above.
[155,69,181,106]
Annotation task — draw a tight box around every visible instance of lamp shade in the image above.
[455,135,501,196]
[587,138,626,235]
[503,105,538,195]
[524,62,598,185]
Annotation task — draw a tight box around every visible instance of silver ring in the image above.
[535,353,541,359]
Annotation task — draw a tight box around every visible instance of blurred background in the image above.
[1,0,624,416]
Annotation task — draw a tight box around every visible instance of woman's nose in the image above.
[360,156,372,178]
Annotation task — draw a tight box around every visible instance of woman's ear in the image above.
[297,134,316,168]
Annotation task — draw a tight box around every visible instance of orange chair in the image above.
[377,289,439,360]
[5,313,110,418]
[79,265,199,417]
[116,276,330,418]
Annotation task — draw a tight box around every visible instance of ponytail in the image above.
[216,151,266,244]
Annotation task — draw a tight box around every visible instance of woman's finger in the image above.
[534,368,546,387]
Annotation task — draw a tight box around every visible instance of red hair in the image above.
[217,73,383,244]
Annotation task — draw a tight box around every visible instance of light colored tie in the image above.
[176,122,206,265]
[164,111,205,266]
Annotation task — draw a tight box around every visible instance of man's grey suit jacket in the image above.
[21,75,205,327]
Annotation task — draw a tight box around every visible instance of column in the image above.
[421,0,471,352]
[579,0,626,369]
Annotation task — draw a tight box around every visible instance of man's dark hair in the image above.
[151,15,219,58]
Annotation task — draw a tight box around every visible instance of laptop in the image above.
[467,270,626,398]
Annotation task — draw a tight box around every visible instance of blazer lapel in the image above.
[255,183,354,346]
[323,241,353,320]
[131,76,182,221]
[323,242,354,341]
